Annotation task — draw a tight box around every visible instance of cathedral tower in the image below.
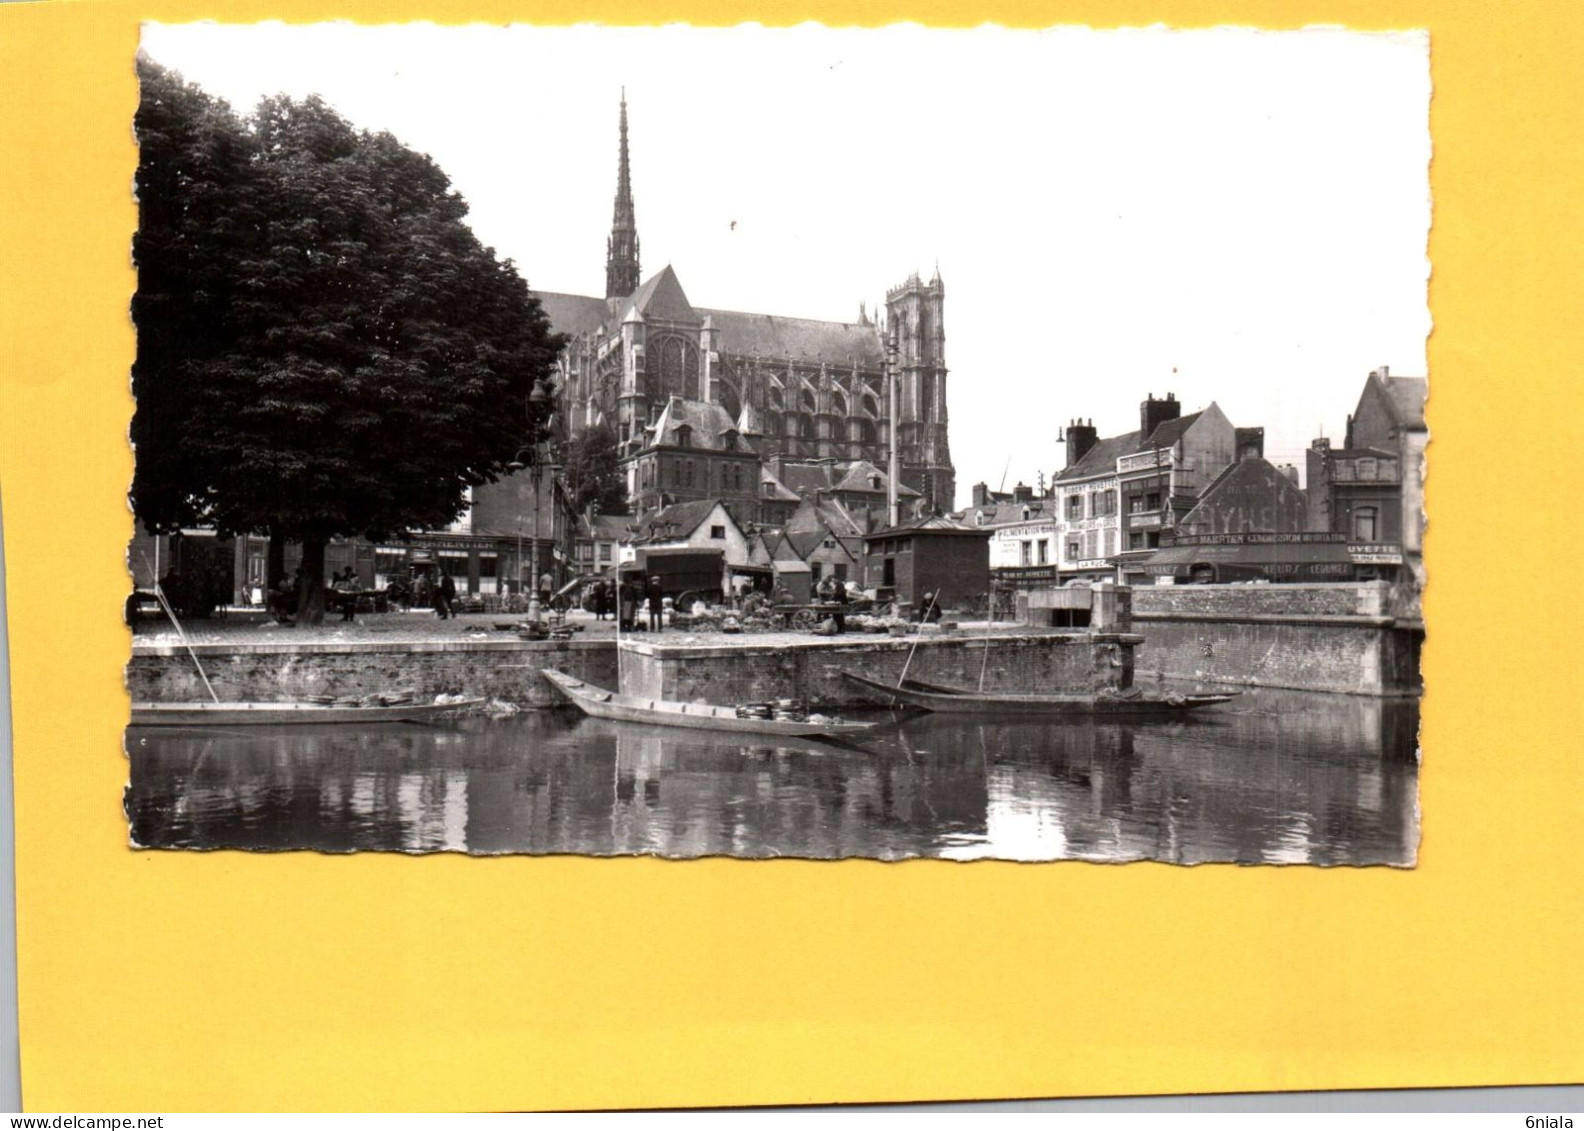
[885,266,955,513]
[605,91,641,300]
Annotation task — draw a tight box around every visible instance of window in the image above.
[1103,528,1116,557]
[1088,492,1099,517]
[1128,495,1146,514]
[1066,538,1082,561]
[834,563,848,582]
[1037,540,1049,565]
[1128,532,1145,551]
[599,544,612,561]
[1353,506,1379,542]
[811,562,823,583]
[1021,541,1033,566]
[684,460,695,487]
[1066,495,1083,519]
[1100,491,1116,516]
[710,524,726,540]
[1145,492,1162,511]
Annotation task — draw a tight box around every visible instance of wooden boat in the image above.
[842,671,1237,717]
[541,668,884,737]
[129,697,486,727]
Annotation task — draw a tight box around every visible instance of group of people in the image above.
[586,577,665,632]
[412,569,458,619]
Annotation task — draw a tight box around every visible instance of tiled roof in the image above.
[1329,446,1400,460]
[645,397,743,451]
[533,291,618,337]
[961,501,1048,526]
[620,265,699,325]
[775,462,834,495]
[1136,411,1203,453]
[536,268,886,367]
[699,307,886,367]
[759,467,800,502]
[1057,430,1140,482]
[633,498,726,542]
[863,514,984,539]
[579,514,632,541]
[769,459,919,499]
[785,496,864,538]
[1380,375,1428,430]
[832,459,918,496]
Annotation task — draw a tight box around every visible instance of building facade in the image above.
[1305,367,1428,585]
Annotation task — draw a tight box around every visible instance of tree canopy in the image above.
[131,58,563,621]
[560,421,630,516]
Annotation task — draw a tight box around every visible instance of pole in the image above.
[528,454,542,628]
[897,589,939,688]
[977,585,996,691]
[141,552,220,705]
[886,334,900,529]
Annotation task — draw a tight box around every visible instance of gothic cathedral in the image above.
[536,94,957,517]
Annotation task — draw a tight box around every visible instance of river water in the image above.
[125,685,1419,865]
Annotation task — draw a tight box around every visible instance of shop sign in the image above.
[1169,532,1347,546]
[1349,545,1403,564]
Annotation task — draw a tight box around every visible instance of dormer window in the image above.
[1021,506,1031,521]
[674,424,692,449]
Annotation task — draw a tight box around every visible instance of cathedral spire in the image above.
[605,89,641,300]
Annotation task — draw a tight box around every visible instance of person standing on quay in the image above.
[647,576,664,633]
[619,579,637,631]
[435,570,456,620]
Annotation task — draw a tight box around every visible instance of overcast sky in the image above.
[141,22,1430,507]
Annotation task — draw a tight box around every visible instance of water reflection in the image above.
[125,686,1419,865]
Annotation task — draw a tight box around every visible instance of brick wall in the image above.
[128,639,617,709]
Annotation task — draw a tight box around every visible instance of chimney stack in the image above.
[1235,427,1265,461]
[1140,392,1181,445]
[1065,418,1099,468]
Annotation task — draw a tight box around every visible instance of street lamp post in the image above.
[508,377,558,629]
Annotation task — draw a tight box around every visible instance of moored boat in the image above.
[129,697,486,727]
[541,668,884,737]
[842,671,1237,716]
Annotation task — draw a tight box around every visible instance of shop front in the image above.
[1141,532,1371,584]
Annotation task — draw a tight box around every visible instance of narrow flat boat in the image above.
[842,671,1237,717]
[541,668,883,737]
[129,697,486,727]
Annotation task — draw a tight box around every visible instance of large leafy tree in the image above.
[132,59,562,623]
[560,421,630,516]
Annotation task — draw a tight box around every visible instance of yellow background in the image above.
[2,0,1580,1112]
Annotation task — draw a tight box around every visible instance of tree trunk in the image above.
[296,537,328,626]
[266,536,287,591]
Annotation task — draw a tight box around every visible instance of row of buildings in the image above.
[967,367,1426,596]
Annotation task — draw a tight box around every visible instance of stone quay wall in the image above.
[1128,582,1422,696]
[127,638,617,710]
[617,632,1142,709]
